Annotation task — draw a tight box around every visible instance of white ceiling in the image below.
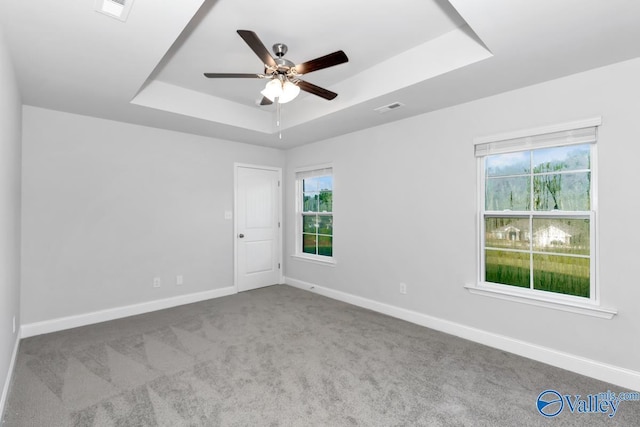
[1,0,639,149]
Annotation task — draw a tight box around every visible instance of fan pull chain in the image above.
[276,97,281,127]
[276,98,282,139]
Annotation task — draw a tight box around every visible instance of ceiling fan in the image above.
[204,30,348,105]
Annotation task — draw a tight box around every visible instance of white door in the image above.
[235,165,281,292]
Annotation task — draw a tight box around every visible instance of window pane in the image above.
[316,176,333,191]
[303,215,317,233]
[302,234,316,255]
[533,254,589,298]
[303,178,318,192]
[303,192,318,212]
[317,215,333,235]
[533,144,590,173]
[319,190,332,212]
[485,217,530,250]
[486,152,530,177]
[482,142,593,299]
[318,235,332,257]
[300,170,333,259]
[304,175,332,193]
[485,176,530,211]
[533,172,590,211]
[485,250,530,288]
[533,218,589,255]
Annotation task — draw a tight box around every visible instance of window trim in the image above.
[294,164,335,264]
[467,117,616,318]
[463,283,616,319]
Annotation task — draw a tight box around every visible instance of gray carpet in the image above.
[2,285,638,426]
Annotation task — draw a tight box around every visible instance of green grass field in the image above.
[486,251,589,298]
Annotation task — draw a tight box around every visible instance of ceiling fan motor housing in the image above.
[275,58,295,73]
[271,44,294,74]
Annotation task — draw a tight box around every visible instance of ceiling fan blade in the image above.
[260,96,273,106]
[296,80,338,100]
[204,73,263,78]
[237,30,277,68]
[294,50,348,75]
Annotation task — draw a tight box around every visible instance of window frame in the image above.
[293,164,336,265]
[466,118,616,319]
[480,154,595,302]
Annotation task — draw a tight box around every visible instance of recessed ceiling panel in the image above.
[137,0,491,134]
[152,0,469,107]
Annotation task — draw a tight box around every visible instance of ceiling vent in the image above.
[374,102,405,114]
[95,0,134,22]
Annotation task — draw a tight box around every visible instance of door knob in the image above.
[238,233,245,238]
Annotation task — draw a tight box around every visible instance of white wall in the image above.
[21,106,285,324]
[285,58,640,376]
[0,28,22,410]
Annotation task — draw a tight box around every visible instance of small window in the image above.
[296,166,333,260]
[476,123,598,302]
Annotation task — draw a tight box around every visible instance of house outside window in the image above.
[475,120,601,305]
[295,165,333,261]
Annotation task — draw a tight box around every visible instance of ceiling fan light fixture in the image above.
[278,80,300,104]
[261,79,283,102]
[261,78,300,104]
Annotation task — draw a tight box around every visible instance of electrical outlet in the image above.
[153,277,161,288]
[399,282,407,294]
[176,275,183,286]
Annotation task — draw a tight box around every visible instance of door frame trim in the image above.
[233,163,283,291]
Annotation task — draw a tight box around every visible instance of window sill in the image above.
[464,284,617,319]
[290,254,337,266]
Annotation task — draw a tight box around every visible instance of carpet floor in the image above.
[2,284,638,426]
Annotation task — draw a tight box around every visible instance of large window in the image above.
[296,166,333,260]
[476,122,599,303]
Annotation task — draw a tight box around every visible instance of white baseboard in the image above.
[21,286,237,338]
[285,276,640,392]
[1,330,21,420]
